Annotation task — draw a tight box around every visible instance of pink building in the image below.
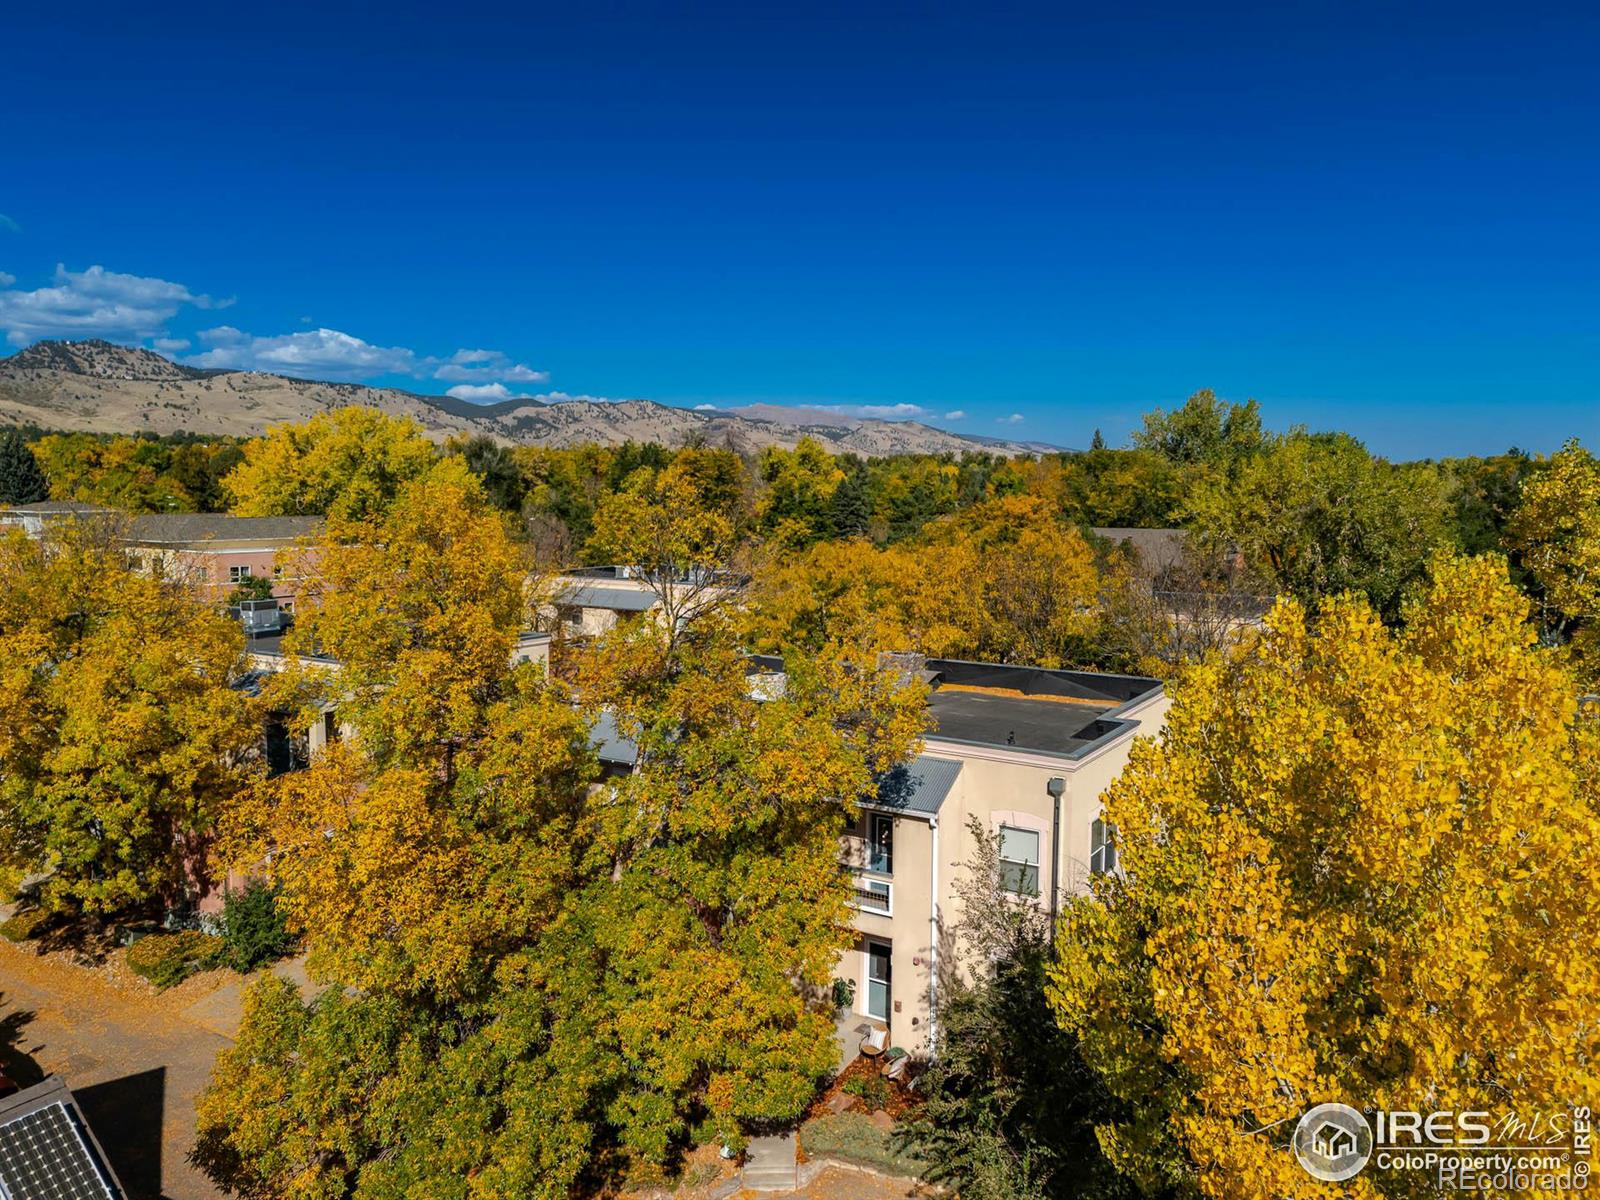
[124,513,322,609]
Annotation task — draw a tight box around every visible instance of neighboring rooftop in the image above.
[1092,527,1189,572]
[872,754,963,815]
[920,657,1161,758]
[555,582,659,613]
[0,1076,126,1200]
[0,501,115,516]
[125,513,322,546]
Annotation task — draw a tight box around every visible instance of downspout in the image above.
[927,814,939,1052]
[1046,776,1065,957]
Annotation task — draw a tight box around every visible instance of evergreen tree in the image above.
[1089,428,1106,451]
[0,430,49,504]
[827,465,872,539]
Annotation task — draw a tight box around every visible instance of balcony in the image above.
[849,873,892,916]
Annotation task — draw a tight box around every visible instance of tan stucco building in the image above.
[832,658,1168,1055]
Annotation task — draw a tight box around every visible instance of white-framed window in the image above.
[1090,817,1118,876]
[998,824,1040,896]
[850,874,892,916]
[229,565,253,582]
[868,813,893,874]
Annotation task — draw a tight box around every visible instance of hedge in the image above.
[800,1113,926,1178]
[0,908,53,942]
[125,930,222,989]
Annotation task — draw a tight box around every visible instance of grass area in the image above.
[799,1113,925,1178]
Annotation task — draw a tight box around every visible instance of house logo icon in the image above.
[1292,1103,1373,1181]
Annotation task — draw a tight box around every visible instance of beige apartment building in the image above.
[590,652,1168,1058]
[831,658,1167,1055]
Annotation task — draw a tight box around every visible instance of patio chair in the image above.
[858,1026,888,1058]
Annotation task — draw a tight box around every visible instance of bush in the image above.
[219,879,293,972]
[800,1113,925,1177]
[125,930,222,989]
[0,908,54,942]
[842,1072,891,1112]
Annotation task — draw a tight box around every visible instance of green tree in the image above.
[758,436,844,547]
[827,464,873,539]
[0,519,258,912]
[1132,389,1262,468]
[1186,432,1450,618]
[900,819,1133,1200]
[223,407,439,520]
[0,430,49,504]
[452,433,528,514]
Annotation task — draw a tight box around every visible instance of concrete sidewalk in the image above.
[180,954,320,1039]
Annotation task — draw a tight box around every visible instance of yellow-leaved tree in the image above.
[222,406,438,520]
[197,456,929,1198]
[1050,553,1600,1198]
[1509,438,1600,682]
[0,519,257,913]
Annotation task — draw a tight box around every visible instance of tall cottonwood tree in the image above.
[223,407,439,520]
[1050,553,1600,1199]
[0,519,257,912]
[197,463,927,1197]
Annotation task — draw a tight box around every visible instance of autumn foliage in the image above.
[0,519,257,913]
[1050,553,1600,1198]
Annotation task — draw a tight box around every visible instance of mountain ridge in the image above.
[0,340,1068,457]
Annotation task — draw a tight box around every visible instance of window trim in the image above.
[1090,817,1119,876]
[849,872,893,916]
[997,823,1042,897]
[868,813,894,875]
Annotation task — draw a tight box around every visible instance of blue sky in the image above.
[2,1,1597,458]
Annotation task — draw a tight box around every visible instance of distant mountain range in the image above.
[0,340,1067,457]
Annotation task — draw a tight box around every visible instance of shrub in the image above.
[0,908,53,942]
[219,879,293,972]
[842,1072,891,1111]
[800,1113,925,1177]
[125,930,222,989]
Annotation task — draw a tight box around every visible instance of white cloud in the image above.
[433,348,548,385]
[943,410,967,420]
[529,391,620,404]
[0,215,18,234]
[998,413,1024,424]
[187,326,420,380]
[446,382,523,402]
[694,403,718,411]
[819,402,930,421]
[0,263,224,347]
[0,272,13,288]
[153,336,190,352]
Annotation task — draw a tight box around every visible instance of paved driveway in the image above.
[0,940,230,1200]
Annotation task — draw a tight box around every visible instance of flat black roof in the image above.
[926,689,1111,755]
[745,654,1162,759]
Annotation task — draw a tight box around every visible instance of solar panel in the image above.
[0,1102,117,1200]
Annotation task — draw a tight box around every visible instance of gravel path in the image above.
[0,939,231,1200]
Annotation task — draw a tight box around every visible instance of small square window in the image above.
[229,565,253,583]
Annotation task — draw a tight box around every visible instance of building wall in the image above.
[132,542,312,604]
[839,813,938,1051]
[833,690,1170,1055]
